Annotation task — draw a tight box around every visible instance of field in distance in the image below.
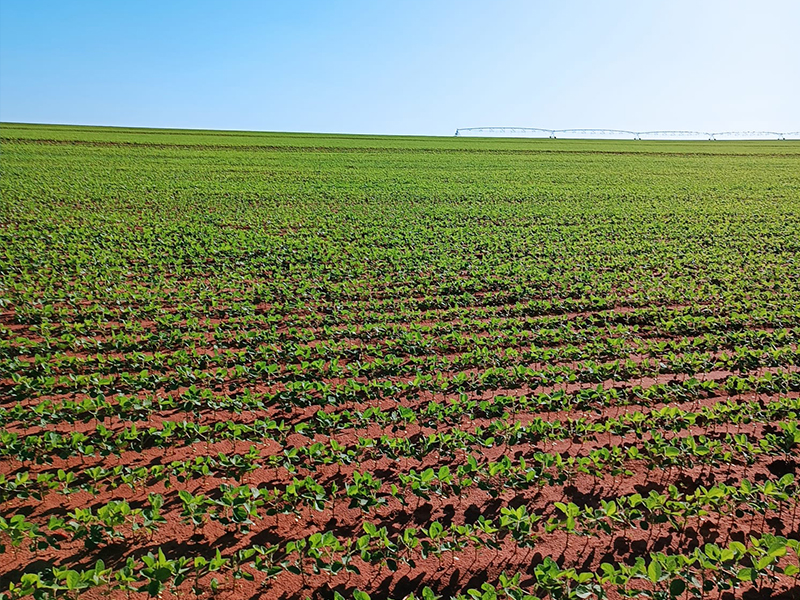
[1,123,800,599]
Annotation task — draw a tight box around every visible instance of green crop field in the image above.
[1,123,800,599]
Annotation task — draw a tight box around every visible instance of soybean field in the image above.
[1,123,800,599]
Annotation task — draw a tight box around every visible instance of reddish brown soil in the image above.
[1,303,799,600]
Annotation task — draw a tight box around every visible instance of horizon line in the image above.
[3,120,800,140]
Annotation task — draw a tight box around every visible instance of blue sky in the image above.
[1,0,798,135]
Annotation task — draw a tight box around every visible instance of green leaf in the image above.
[65,570,81,590]
[756,555,775,570]
[783,564,800,577]
[767,542,787,558]
[422,588,438,600]
[648,560,662,583]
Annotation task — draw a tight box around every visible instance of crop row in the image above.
[7,298,800,363]
[4,471,796,558]
[7,278,790,327]
[4,314,798,372]
[3,532,798,599]
[3,420,798,508]
[5,338,800,400]
[6,372,799,441]
[5,342,800,415]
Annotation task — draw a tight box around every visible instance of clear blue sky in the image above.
[1,0,798,135]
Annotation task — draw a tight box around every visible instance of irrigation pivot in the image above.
[454,127,799,140]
